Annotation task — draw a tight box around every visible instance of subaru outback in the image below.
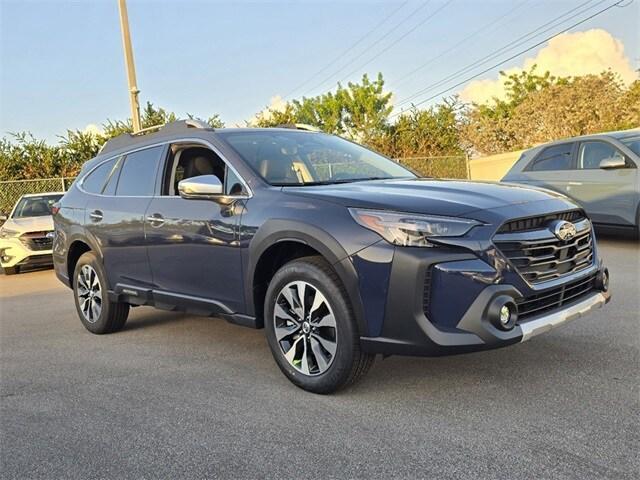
[53,120,611,393]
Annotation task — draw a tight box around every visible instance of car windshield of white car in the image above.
[12,195,63,218]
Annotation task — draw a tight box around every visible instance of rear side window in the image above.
[116,146,163,196]
[528,144,574,171]
[82,159,117,194]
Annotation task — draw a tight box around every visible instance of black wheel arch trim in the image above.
[245,218,369,335]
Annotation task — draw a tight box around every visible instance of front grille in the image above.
[497,210,585,234]
[517,272,597,320]
[19,231,53,251]
[494,218,593,284]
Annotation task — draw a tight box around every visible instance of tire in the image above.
[264,256,374,394]
[3,266,19,275]
[72,251,129,334]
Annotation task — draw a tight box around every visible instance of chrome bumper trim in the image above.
[519,291,609,342]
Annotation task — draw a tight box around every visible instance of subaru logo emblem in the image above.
[551,220,577,241]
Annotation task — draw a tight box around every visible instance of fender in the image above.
[57,225,104,286]
[244,219,368,335]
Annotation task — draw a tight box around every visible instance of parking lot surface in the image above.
[1,237,638,479]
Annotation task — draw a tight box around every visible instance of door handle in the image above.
[89,210,103,222]
[146,213,165,227]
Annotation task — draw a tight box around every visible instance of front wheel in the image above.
[73,251,129,334]
[264,256,374,394]
[3,266,19,275]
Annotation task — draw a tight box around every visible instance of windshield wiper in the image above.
[274,177,394,187]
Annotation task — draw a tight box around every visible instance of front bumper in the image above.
[0,238,53,268]
[519,291,609,342]
[353,243,610,357]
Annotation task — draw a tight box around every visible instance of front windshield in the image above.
[621,136,640,157]
[218,130,415,185]
[11,194,62,219]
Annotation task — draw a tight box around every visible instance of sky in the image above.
[1,0,638,142]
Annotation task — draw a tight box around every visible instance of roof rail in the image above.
[99,119,213,155]
[275,123,321,132]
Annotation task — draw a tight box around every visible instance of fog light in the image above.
[595,268,610,292]
[488,296,518,331]
[499,305,511,326]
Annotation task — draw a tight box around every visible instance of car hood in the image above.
[2,216,53,233]
[282,178,571,218]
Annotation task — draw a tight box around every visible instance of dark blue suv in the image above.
[53,120,611,393]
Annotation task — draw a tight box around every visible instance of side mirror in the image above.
[178,175,224,200]
[599,157,627,170]
[0,214,7,222]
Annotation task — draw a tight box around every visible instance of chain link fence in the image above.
[0,178,75,221]
[396,156,469,179]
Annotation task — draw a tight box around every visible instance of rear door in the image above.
[518,142,576,195]
[567,140,638,226]
[84,145,165,289]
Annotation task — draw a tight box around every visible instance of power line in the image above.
[335,0,456,86]
[394,0,603,110]
[390,0,533,88]
[302,1,432,96]
[390,0,627,118]
[282,1,409,100]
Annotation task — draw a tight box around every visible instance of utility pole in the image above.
[117,0,142,133]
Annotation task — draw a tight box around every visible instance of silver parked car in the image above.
[503,130,640,236]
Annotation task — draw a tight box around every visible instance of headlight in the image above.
[0,228,20,239]
[349,208,480,247]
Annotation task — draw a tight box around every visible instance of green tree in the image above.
[254,73,392,143]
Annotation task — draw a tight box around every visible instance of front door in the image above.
[144,144,246,313]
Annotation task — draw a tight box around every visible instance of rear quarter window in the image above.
[81,159,117,194]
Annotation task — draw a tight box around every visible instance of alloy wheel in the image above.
[76,265,102,323]
[273,281,338,376]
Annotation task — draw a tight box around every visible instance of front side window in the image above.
[82,158,117,194]
[11,194,63,218]
[116,146,164,196]
[164,145,246,196]
[577,141,626,169]
[218,131,414,185]
[529,144,574,171]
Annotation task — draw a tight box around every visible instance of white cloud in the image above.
[460,29,639,105]
[83,123,104,137]
[248,95,288,126]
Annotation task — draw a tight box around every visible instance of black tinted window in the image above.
[116,146,163,196]
[529,144,574,171]
[82,159,116,194]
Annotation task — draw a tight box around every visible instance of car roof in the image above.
[21,192,65,198]
[98,119,321,157]
[521,128,640,154]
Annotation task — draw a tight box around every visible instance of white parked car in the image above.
[0,192,64,275]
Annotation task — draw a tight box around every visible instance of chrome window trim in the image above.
[77,137,253,200]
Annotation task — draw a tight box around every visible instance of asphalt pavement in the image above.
[1,237,638,479]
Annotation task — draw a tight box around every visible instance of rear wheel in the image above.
[264,256,374,394]
[3,266,19,275]
[73,251,129,334]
